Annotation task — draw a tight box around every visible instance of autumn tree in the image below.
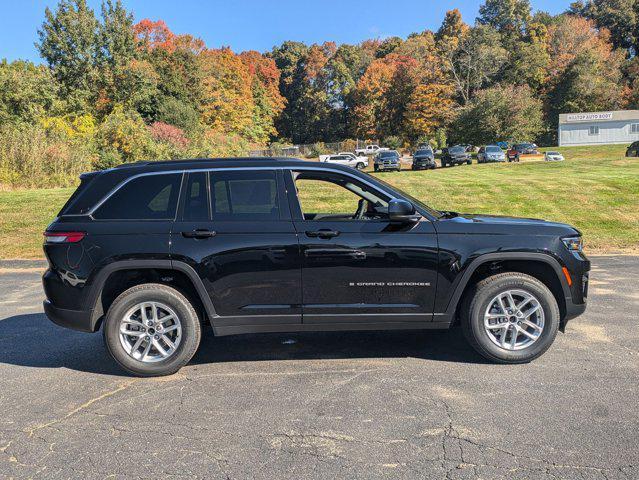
[133,19,203,130]
[198,48,253,138]
[240,51,286,143]
[404,83,456,141]
[546,15,623,118]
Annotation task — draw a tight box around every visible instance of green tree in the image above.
[439,24,508,104]
[375,37,404,58]
[583,0,637,52]
[477,0,532,35]
[270,41,309,142]
[0,60,61,124]
[36,0,99,111]
[505,23,551,91]
[549,49,623,117]
[450,84,543,145]
[98,0,136,68]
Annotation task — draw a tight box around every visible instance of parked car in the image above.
[319,153,368,170]
[625,141,639,157]
[374,150,401,172]
[507,143,539,162]
[43,158,590,375]
[544,151,564,162]
[477,145,506,163]
[441,146,472,167]
[411,147,436,170]
[355,144,389,156]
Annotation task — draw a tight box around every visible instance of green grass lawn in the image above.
[1,144,637,258]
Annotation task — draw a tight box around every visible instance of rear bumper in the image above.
[43,300,97,333]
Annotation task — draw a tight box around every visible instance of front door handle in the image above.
[182,229,216,239]
[305,229,340,239]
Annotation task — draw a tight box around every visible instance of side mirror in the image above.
[388,199,421,223]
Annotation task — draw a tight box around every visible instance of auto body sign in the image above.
[566,112,613,122]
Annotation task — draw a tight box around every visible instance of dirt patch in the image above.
[571,322,612,344]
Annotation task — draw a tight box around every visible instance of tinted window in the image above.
[211,170,279,221]
[486,146,501,153]
[94,173,182,220]
[379,151,399,158]
[449,147,464,154]
[183,172,209,221]
[415,149,432,155]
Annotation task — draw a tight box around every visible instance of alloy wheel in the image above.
[483,289,545,351]
[118,301,182,362]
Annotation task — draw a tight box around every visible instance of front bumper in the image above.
[449,157,470,165]
[44,300,97,333]
[376,163,400,170]
[413,160,435,169]
[560,253,590,327]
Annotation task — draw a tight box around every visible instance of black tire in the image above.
[103,283,202,377]
[467,160,472,165]
[461,272,560,364]
[356,162,365,170]
[374,165,379,172]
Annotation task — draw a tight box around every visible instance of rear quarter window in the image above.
[93,173,183,220]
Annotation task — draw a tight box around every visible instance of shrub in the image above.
[307,142,329,158]
[0,123,94,188]
[149,121,189,149]
[97,105,152,162]
[382,135,402,150]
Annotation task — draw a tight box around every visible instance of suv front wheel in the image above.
[461,272,559,363]
[103,283,202,376]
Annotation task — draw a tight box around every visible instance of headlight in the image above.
[562,236,583,252]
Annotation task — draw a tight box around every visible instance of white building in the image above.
[558,110,639,146]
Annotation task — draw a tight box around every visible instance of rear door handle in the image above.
[305,229,340,239]
[182,229,216,239]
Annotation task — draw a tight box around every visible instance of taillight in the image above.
[43,231,86,243]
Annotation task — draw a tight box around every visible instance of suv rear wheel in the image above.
[461,272,559,363]
[103,283,202,376]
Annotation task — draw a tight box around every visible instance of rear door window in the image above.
[93,173,182,220]
[182,172,210,221]
[210,170,280,221]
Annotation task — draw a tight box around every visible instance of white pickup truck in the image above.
[318,152,369,170]
[355,144,389,156]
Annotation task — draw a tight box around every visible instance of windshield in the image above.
[486,146,501,153]
[449,147,465,154]
[379,151,399,158]
[415,148,432,155]
[368,175,442,218]
[547,151,560,155]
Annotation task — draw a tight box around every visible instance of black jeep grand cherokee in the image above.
[43,158,589,376]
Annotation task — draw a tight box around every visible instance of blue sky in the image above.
[1,0,570,63]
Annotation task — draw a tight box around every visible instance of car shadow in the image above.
[0,313,485,377]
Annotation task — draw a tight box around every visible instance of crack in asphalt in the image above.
[23,379,137,438]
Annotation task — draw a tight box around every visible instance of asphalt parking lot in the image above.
[0,256,637,479]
